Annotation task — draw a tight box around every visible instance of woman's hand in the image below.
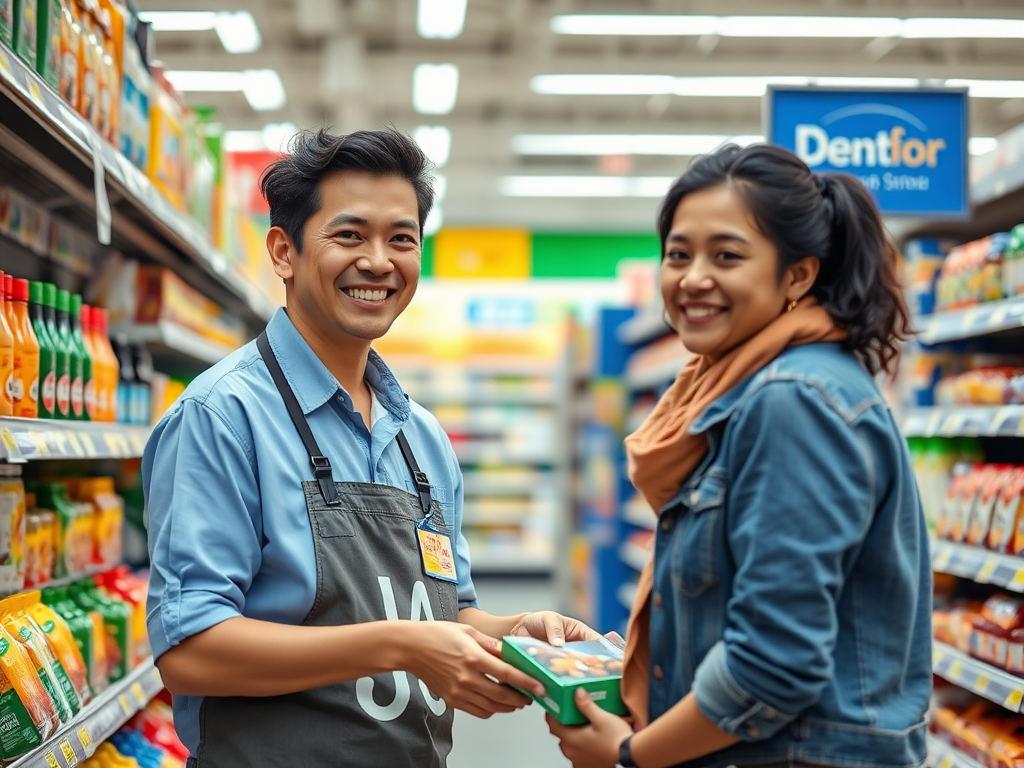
[508,612,603,646]
[548,689,636,768]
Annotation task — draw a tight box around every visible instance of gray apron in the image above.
[192,331,458,768]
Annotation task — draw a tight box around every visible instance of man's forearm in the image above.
[459,607,527,639]
[157,617,418,697]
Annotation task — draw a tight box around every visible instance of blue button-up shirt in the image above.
[143,308,478,754]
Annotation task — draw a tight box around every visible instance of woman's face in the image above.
[660,184,811,360]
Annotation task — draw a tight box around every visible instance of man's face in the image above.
[284,170,422,344]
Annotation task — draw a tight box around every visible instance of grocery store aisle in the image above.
[449,577,570,768]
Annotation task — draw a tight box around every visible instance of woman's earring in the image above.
[786,300,798,313]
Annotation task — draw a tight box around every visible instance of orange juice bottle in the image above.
[2,276,21,417]
[91,308,118,422]
[11,280,40,419]
[0,273,15,417]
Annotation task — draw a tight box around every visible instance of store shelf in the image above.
[931,540,1024,593]
[453,444,556,465]
[0,418,150,462]
[618,307,670,346]
[10,657,162,768]
[932,641,1024,712]
[925,735,987,768]
[917,297,1024,345]
[619,541,652,572]
[462,475,548,497]
[625,355,687,392]
[903,406,1024,438]
[623,497,656,530]
[470,548,553,575]
[617,582,638,611]
[111,321,239,369]
[412,391,557,407]
[462,504,537,526]
[0,45,274,327]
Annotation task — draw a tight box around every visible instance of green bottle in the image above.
[43,284,71,420]
[29,282,56,419]
[56,290,81,420]
[69,296,90,421]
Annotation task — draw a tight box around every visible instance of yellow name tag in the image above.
[417,527,458,583]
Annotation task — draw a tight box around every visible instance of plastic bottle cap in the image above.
[29,281,43,305]
[56,289,70,314]
[12,279,29,303]
[70,294,82,315]
[81,305,92,330]
[43,283,57,308]
[95,308,107,332]
[3,274,11,298]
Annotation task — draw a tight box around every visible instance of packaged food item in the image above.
[0,621,58,758]
[27,482,76,579]
[71,578,129,681]
[958,701,1019,762]
[70,295,92,421]
[0,466,26,596]
[0,273,15,417]
[75,0,100,125]
[501,635,628,725]
[10,279,40,418]
[42,586,104,694]
[991,725,1024,768]
[0,0,12,46]
[78,477,122,567]
[4,594,80,719]
[951,465,988,543]
[147,74,184,209]
[35,0,60,88]
[96,7,118,143]
[0,595,71,724]
[1005,223,1024,298]
[56,289,82,420]
[991,468,1024,552]
[967,465,1011,546]
[970,594,1024,668]
[97,566,146,665]
[25,591,90,706]
[12,0,38,68]
[58,0,81,108]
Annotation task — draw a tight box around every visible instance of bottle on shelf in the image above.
[4,274,24,416]
[43,284,71,421]
[89,308,119,422]
[80,306,99,420]
[29,282,57,420]
[112,334,136,426]
[0,274,12,418]
[131,342,154,426]
[11,280,41,419]
[69,295,92,421]
[57,289,83,421]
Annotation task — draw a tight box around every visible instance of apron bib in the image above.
[194,332,458,768]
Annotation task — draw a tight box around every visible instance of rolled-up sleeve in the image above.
[143,398,263,660]
[692,382,874,741]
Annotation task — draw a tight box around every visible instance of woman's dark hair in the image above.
[260,127,435,251]
[657,143,911,376]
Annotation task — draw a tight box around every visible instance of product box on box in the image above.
[501,635,628,725]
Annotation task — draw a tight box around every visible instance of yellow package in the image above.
[0,619,58,749]
[74,0,100,125]
[0,466,26,595]
[58,0,81,108]
[83,478,123,568]
[25,591,90,706]
[23,514,39,589]
[0,594,76,722]
[148,83,185,209]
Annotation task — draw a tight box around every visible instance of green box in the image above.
[12,0,36,67]
[1,0,13,47]
[501,636,629,725]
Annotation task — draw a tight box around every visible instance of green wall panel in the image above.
[531,233,660,278]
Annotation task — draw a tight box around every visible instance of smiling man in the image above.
[142,128,595,768]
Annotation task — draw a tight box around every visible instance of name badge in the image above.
[417,526,458,583]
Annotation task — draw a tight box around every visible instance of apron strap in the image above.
[257,331,340,506]
[396,431,433,517]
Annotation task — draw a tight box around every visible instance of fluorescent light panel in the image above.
[139,11,261,53]
[511,134,763,156]
[500,176,675,198]
[164,69,286,111]
[551,14,1024,39]
[223,123,299,153]
[531,75,1024,98]
[424,207,444,236]
[414,125,452,167]
[418,0,468,39]
[413,64,460,115]
[138,11,216,31]
[969,137,998,156]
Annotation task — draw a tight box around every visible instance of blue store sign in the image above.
[765,87,969,218]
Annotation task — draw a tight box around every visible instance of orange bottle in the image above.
[3,275,22,415]
[11,280,40,418]
[0,274,16,417]
[89,308,118,422]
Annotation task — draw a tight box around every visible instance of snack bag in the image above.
[1,594,75,722]
[991,468,1024,552]
[951,466,988,542]
[967,465,1010,546]
[26,591,90,706]
[0,621,57,752]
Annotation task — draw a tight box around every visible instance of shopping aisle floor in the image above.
[448,577,570,768]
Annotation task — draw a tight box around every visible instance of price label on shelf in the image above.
[961,308,980,331]
[1006,689,1024,710]
[27,431,49,455]
[128,433,145,455]
[60,737,78,766]
[78,433,96,456]
[0,52,13,80]
[44,749,59,768]
[990,306,1009,328]
[78,727,92,751]
[66,432,85,458]
[978,560,998,582]
[950,660,963,677]
[1010,569,1024,592]
[933,546,953,573]
[976,675,989,691]
[131,682,146,705]
[119,693,132,716]
[926,411,944,437]
[938,753,954,768]
[932,647,941,667]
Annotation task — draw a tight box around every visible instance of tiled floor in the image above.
[448,577,571,768]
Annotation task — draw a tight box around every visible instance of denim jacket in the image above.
[647,343,931,768]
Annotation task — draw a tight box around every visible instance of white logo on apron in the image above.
[356,577,448,721]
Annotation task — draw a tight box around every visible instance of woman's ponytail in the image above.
[658,144,913,376]
[814,174,912,376]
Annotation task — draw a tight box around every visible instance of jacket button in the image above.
[689,490,700,505]
[653,592,664,610]
[660,516,673,533]
[652,665,664,681]
[746,723,760,738]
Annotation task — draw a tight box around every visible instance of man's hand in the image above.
[509,611,603,647]
[548,689,635,768]
[405,622,545,719]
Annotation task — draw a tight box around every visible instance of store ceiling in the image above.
[137,0,1024,232]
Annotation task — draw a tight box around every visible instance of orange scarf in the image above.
[619,298,846,727]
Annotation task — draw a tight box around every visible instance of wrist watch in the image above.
[616,735,637,768]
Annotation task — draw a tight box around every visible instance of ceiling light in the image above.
[499,176,675,198]
[531,75,678,95]
[945,79,1024,99]
[969,137,998,156]
[262,123,299,152]
[414,125,452,167]
[550,14,1024,39]
[164,70,244,92]
[511,134,763,156]
[417,0,468,39]
[433,174,448,203]
[241,70,286,111]
[222,131,265,152]
[137,11,217,31]
[424,208,443,236]
[215,11,261,54]
[413,64,459,115]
